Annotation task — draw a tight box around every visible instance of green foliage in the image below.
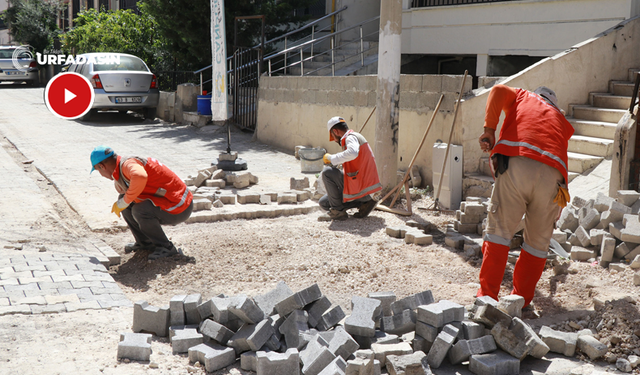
[2,0,65,54]
[139,0,317,71]
[60,8,165,70]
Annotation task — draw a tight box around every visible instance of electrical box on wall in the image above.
[432,143,463,210]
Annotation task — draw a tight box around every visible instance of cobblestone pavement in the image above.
[0,249,131,316]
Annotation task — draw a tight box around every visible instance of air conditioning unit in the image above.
[432,143,463,210]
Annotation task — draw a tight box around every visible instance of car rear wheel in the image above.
[143,107,157,120]
[80,109,97,121]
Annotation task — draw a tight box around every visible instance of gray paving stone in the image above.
[82,273,112,282]
[570,246,597,261]
[577,335,608,359]
[539,325,578,356]
[275,283,323,317]
[209,296,233,324]
[318,356,347,375]
[188,343,236,372]
[301,336,336,375]
[118,332,152,361]
[200,319,234,345]
[497,295,524,318]
[32,269,65,278]
[316,305,346,331]
[322,326,359,360]
[11,295,46,305]
[65,300,102,312]
[449,335,497,364]
[58,287,92,296]
[385,350,429,375]
[240,351,258,372]
[0,278,19,287]
[1,270,31,279]
[12,264,46,272]
[254,280,294,316]
[0,297,9,306]
[345,296,382,337]
[391,290,434,315]
[491,318,549,360]
[98,299,132,309]
[307,296,332,328]
[30,303,67,314]
[462,320,485,340]
[51,274,85,283]
[228,294,265,324]
[427,330,455,369]
[345,357,381,375]
[171,327,204,354]
[0,305,32,315]
[184,293,202,325]
[367,291,396,316]
[71,280,103,289]
[279,309,309,349]
[256,348,300,375]
[469,350,520,375]
[132,301,171,337]
[371,342,413,368]
[381,309,416,335]
[417,300,465,328]
[4,282,39,292]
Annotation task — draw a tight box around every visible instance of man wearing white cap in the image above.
[319,116,382,221]
[477,84,574,314]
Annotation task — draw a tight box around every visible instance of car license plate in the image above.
[7,71,26,75]
[115,97,142,103]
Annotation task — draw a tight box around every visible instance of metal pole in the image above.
[284,37,288,75]
[360,26,364,67]
[331,37,335,76]
[311,25,315,57]
[300,48,304,76]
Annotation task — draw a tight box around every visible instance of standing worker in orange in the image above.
[477,85,573,311]
[90,146,193,260]
[319,116,382,221]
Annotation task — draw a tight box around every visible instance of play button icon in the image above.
[44,72,94,120]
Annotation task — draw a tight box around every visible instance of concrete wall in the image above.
[458,16,640,176]
[332,0,381,43]
[400,0,640,75]
[257,74,471,187]
[257,16,640,189]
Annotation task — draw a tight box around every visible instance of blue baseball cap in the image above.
[90,146,115,173]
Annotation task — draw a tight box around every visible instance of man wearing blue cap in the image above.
[90,146,193,260]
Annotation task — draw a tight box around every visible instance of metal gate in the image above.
[230,47,261,131]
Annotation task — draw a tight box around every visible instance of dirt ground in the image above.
[2,149,640,374]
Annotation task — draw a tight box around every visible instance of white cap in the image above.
[534,86,558,108]
[327,116,346,141]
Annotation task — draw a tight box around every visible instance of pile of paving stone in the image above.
[185,164,317,212]
[116,281,629,375]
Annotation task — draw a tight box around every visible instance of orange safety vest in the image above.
[341,130,382,202]
[113,156,193,214]
[491,88,574,183]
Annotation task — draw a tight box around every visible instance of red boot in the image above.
[477,241,510,301]
[512,248,547,307]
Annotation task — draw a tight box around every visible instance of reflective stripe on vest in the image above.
[494,139,569,177]
[165,188,190,212]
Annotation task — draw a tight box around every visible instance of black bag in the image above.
[492,154,509,177]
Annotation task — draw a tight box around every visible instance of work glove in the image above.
[323,153,332,165]
[554,184,570,208]
[111,198,129,218]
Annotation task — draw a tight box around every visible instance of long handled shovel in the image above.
[375,94,445,216]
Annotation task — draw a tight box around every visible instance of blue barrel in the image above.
[197,95,212,115]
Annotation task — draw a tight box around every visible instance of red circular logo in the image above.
[44,72,95,120]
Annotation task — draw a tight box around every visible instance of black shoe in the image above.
[521,303,541,319]
[124,242,154,254]
[354,199,377,218]
[148,244,179,260]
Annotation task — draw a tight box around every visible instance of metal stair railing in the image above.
[264,15,380,77]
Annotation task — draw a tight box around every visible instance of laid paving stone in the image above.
[0,305,31,315]
[188,343,236,372]
[132,301,170,337]
[469,350,520,375]
[30,303,67,314]
[256,348,300,375]
[118,332,152,361]
[65,300,102,312]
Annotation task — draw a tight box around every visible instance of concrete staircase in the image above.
[565,68,637,181]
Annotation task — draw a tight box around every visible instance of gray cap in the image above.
[534,86,558,108]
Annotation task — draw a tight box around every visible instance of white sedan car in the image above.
[66,52,159,120]
[0,46,39,85]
